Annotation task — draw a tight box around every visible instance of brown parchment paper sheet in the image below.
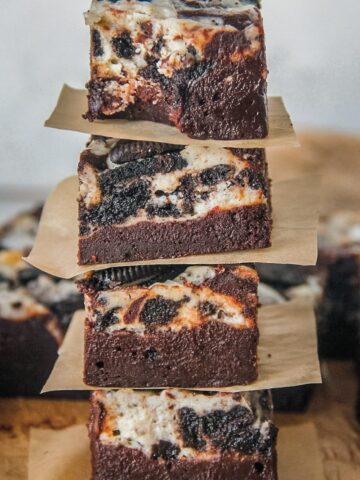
[24,176,320,279]
[42,300,321,393]
[27,421,324,480]
[45,85,299,148]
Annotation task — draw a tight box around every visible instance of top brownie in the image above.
[85,0,268,139]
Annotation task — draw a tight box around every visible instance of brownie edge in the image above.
[79,204,271,265]
[84,319,258,388]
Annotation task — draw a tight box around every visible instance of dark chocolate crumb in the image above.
[112,32,136,59]
[113,430,120,436]
[151,440,180,461]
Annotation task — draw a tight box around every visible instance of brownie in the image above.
[0,285,62,397]
[78,137,272,264]
[0,205,42,253]
[0,250,83,333]
[317,212,360,359]
[0,250,87,398]
[89,389,278,480]
[79,264,260,388]
[84,0,268,140]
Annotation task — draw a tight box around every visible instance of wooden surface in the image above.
[0,398,89,480]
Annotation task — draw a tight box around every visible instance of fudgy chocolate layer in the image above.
[90,441,277,480]
[87,49,268,140]
[84,320,258,388]
[0,316,60,397]
[79,204,271,264]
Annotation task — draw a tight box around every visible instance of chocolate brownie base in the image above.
[90,441,277,480]
[84,320,258,388]
[79,204,271,264]
[0,316,60,397]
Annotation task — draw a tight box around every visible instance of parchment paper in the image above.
[24,176,320,279]
[45,85,299,148]
[28,421,325,480]
[42,300,321,393]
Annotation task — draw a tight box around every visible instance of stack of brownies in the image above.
[23,0,316,477]
[78,1,278,478]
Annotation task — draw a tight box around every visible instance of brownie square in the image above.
[0,287,62,397]
[89,389,278,480]
[85,0,268,140]
[78,138,272,264]
[79,264,260,388]
[0,250,86,398]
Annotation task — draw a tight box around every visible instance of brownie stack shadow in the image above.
[22,1,321,479]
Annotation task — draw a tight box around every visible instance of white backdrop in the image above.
[0,0,359,198]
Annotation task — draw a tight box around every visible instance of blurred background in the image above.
[0,0,359,221]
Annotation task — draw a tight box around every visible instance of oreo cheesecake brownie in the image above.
[0,271,63,396]
[85,0,268,140]
[0,250,83,333]
[0,205,42,253]
[78,137,271,264]
[317,212,360,359]
[89,389,278,480]
[79,264,260,388]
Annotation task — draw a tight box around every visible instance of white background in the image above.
[0,0,359,207]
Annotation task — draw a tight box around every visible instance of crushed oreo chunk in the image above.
[95,309,118,332]
[109,141,183,165]
[79,266,166,291]
[140,296,183,326]
[178,407,206,450]
[177,404,277,454]
[236,168,265,191]
[82,180,150,226]
[112,32,135,58]
[200,165,234,186]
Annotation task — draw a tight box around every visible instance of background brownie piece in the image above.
[79,264,260,388]
[0,250,87,398]
[0,250,83,333]
[89,389,278,480]
[317,212,360,359]
[85,0,268,139]
[0,205,42,253]
[0,287,62,397]
[78,137,271,264]
[257,266,321,413]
